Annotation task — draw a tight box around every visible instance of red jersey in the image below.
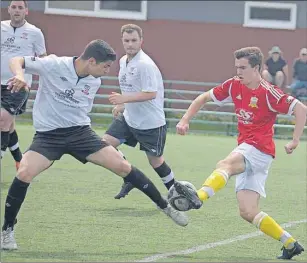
[209,77,298,157]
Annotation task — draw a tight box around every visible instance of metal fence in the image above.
[24,76,307,139]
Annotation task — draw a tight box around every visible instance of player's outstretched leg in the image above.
[174,169,229,209]
[87,146,188,227]
[1,151,53,250]
[113,149,135,199]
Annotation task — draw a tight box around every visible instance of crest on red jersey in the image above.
[249,96,258,108]
[286,96,294,104]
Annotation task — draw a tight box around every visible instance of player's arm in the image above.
[180,92,212,123]
[109,91,156,104]
[109,64,157,104]
[9,55,55,92]
[122,90,156,103]
[177,79,233,135]
[267,89,307,154]
[7,57,27,92]
[286,101,307,153]
[126,63,157,102]
[35,29,47,58]
[176,91,212,135]
[112,103,125,118]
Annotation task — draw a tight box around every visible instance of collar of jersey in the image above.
[127,49,143,64]
[72,56,89,80]
[10,20,27,29]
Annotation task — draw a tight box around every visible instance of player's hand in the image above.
[7,76,28,93]
[109,92,127,105]
[112,104,125,118]
[176,119,190,135]
[284,139,299,154]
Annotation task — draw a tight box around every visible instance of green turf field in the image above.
[1,125,306,262]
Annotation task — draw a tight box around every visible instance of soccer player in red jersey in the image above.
[175,47,306,260]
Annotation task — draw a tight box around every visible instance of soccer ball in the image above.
[167,181,197,211]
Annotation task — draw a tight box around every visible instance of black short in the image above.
[105,114,167,157]
[27,125,109,163]
[1,85,29,115]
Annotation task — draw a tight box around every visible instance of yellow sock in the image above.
[253,212,296,248]
[196,169,228,201]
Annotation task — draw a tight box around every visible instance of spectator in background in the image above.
[262,46,289,88]
[290,48,307,99]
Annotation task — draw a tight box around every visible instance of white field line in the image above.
[136,219,307,262]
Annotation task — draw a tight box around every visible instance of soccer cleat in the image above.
[1,227,17,250]
[174,181,203,209]
[277,241,304,260]
[161,203,189,227]
[15,162,20,171]
[114,181,135,199]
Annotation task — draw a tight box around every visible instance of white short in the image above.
[232,143,273,198]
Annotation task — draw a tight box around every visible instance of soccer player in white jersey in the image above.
[1,0,47,170]
[103,24,176,199]
[174,47,306,260]
[0,40,188,250]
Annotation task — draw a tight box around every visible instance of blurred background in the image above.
[1,0,307,136]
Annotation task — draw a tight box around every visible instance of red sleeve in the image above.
[209,78,234,106]
[266,86,298,115]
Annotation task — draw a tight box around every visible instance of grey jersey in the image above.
[24,55,101,131]
[119,50,166,130]
[1,20,46,86]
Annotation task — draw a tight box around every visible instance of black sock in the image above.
[8,130,23,162]
[124,166,168,209]
[115,148,129,183]
[2,177,30,230]
[1,131,10,158]
[154,162,175,189]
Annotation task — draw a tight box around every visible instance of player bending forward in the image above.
[1,39,188,251]
[175,47,306,260]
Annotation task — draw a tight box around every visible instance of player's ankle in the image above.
[197,188,211,201]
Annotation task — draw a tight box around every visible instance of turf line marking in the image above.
[136,219,307,262]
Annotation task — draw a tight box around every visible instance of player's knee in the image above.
[115,159,132,177]
[148,155,164,168]
[239,207,258,223]
[17,162,35,183]
[216,159,231,171]
[0,109,13,130]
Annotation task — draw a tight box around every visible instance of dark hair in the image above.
[80,39,116,63]
[121,24,143,38]
[234,47,263,72]
[10,1,28,8]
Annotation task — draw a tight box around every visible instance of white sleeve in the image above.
[140,64,158,92]
[24,55,56,76]
[33,29,47,56]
